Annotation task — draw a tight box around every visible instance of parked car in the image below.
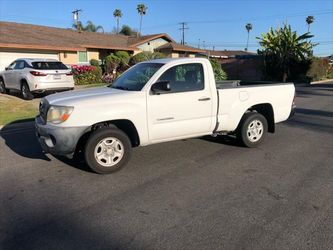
[0,58,74,100]
[35,58,296,174]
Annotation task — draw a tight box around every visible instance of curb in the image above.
[310,79,333,85]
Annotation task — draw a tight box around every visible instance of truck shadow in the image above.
[0,120,51,161]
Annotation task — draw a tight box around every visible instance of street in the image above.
[1,83,332,249]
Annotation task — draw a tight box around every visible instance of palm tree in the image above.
[306,16,314,32]
[113,9,122,34]
[137,3,148,35]
[245,23,253,51]
[73,21,103,32]
[257,24,315,82]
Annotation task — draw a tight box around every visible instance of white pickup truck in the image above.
[35,58,295,174]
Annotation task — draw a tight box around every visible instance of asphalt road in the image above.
[1,83,332,250]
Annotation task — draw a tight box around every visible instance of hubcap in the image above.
[22,85,28,97]
[247,119,264,142]
[94,137,124,167]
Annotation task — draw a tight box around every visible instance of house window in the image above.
[78,51,88,62]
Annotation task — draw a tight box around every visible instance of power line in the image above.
[179,22,189,45]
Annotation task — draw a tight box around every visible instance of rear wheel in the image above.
[21,82,34,100]
[0,78,9,94]
[237,113,267,147]
[84,128,132,174]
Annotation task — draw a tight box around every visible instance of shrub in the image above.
[130,51,166,65]
[72,65,102,85]
[210,59,227,81]
[114,51,130,71]
[90,59,100,67]
[105,54,121,74]
[307,58,330,81]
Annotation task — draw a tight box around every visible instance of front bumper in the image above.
[35,116,88,156]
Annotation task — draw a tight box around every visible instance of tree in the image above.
[306,15,314,32]
[72,21,104,32]
[137,3,148,35]
[119,25,138,36]
[245,23,253,51]
[257,23,316,82]
[210,59,227,81]
[130,52,165,64]
[113,9,122,34]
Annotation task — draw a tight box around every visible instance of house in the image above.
[0,21,204,70]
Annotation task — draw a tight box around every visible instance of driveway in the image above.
[0,83,332,249]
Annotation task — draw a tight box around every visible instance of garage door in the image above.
[0,51,59,71]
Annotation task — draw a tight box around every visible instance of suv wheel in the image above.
[21,82,34,100]
[0,78,9,94]
[237,112,267,147]
[84,128,132,174]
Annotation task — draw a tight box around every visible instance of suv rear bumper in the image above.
[35,116,88,156]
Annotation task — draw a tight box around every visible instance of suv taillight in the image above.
[30,71,47,76]
[66,72,73,76]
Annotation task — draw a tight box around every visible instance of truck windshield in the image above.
[110,63,163,91]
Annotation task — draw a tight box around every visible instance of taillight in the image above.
[66,72,73,76]
[30,71,47,76]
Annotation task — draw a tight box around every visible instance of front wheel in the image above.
[84,128,132,174]
[237,113,267,147]
[0,78,9,94]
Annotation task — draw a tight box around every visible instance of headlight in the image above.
[47,105,74,124]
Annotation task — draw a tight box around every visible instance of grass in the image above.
[0,83,109,125]
[0,94,39,125]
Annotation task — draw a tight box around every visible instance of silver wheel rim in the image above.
[0,81,4,93]
[22,85,28,98]
[247,119,264,142]
[94,137,124,167]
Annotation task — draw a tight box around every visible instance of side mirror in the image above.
[5,67,11,71]
[151,81,171,94]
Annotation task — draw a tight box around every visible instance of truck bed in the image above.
[216,80,293,89]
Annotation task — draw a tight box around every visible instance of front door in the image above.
[147,63,214,142]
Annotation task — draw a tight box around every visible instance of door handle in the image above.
[198,97,211,101]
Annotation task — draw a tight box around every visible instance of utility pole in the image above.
[198,38,201,48]
[179,22,189,45]
[72,9,82,32]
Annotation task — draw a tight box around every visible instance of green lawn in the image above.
[0,94,39,125]
[0,84,109,125]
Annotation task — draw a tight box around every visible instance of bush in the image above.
[105,54,121,74]
[307,58,330,81]
[130,51,166,65]
[114,51,130,71]
[210,59,227,81]
[90,59,100,67]
[72,65,102,85]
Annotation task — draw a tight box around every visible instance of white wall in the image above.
[137,38,169,52]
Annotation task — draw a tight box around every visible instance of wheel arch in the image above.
[76,119,140,153]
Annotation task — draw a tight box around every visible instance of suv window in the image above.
[14,60,25,70]
[31,61,68,70]
[7,61,17,70]
[157,63,204,93]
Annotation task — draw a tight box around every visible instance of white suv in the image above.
[0,58,74,100]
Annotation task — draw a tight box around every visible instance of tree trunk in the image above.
[283,72,287,82]
[139,15,143,36]
[117,18,119,33]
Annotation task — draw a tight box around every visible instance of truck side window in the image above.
[157,63,204,93]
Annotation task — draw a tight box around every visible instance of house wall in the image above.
[171,53,179,58]
[59,52,77,65]
[137,38,169,52]
[88,50,99,61]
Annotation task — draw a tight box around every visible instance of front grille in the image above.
[39,98,49,124]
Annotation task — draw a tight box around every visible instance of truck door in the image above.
[147,63,214,142]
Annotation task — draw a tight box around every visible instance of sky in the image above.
[1,0,332,56]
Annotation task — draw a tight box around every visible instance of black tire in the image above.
[0,78,9,94]
[21,81,34,100]
[236,112,268,148]
[84,128,132,174]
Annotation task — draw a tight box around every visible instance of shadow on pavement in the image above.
[0,119,50,161]
[0,120,92,172]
